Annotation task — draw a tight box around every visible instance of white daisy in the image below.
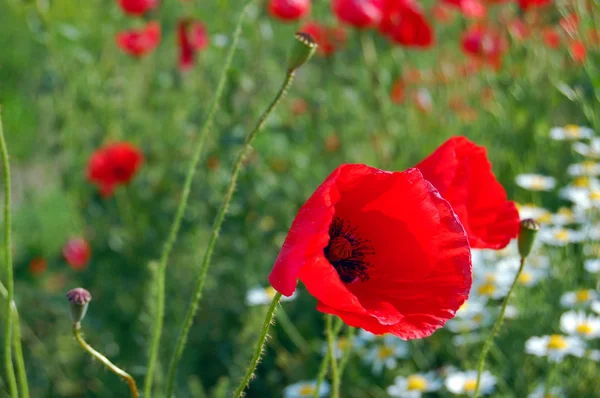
[560,310,600,338]
[246,286,296,306]
[538,227,585,246]
[363,337,410,374]
[584,259,600,273]
[549,207,586,226]
[471,271,513,300]
[525,334,586,362]
[516,174,556,191]
[526,254,551,269]
[588,349,600,361]
[574,137,600,157]
[496,258,547,287]
[528,384,565,398]
[568,161,600,177]
[561,289,598,307]
[283,381,330,398]
[387,372,442,398]
[517,203,552,222]
[550,124,594,140]
[445,370,496,396]
[592,301,600,314]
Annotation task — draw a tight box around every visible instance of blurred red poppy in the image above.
[87,142,144,197]
[416,136,520,249]
[117,0,158,15]
[542,27,561,49]
[177,20,209,71]
[332,0,384,28]
[269,164,472,338]
[63,238,91,271]
[560,13,579,36]
[443,0,486,19]
[29,257,47,276]
[379,0,434,48]
[116,21,161,57]
[268,0,310,21]
[300,22,346,56]
[518,0,550,10]
[570,40,587,63]
[461,25,507,69]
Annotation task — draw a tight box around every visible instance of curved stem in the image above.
[473,257,526,398]
[11,305,29,398]
[232,292,282,397]
[143,3,254,396]
[164,70,296,397]
[0,107,19,397]
[73,323,139,398]
[326,315,340,398]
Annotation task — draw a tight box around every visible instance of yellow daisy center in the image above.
[582,161,596,172]
[478,282,496,296]
[576,323,593,335]
[576,290,591,302]
[530,177,546,190]
[298,384,315,395]
[264,286,277,299]
[537,213,552,223]
[473,314,484,323]
[377,345,395,359]
[337,337,349,351]
[547,334,567,350]
[590,191,600,200]
[407,375,428,391]
[518,272,533,285]
[557,207,573,217]
[564,124,580,137]
[573,176,590,187]
[554,230,569,241]
[464,379,477,392]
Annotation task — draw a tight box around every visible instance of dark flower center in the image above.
[325,217,374,284]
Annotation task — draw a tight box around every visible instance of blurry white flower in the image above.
[517,203,552,222]
[387,372,442,397]
[516,174,556,191]
[592,301,600,315]
[525,334,586,362]
[452,333,483,347]
[496,259,547,287]
[527,254,551,269]
[445,370,496,396]
[550,124,594,140]
[568,161,600,177]
[538,227,585,246]
[528,384,565,398]
[559,179,600,209]
[246,286,296,306]
[574,138,600,157]
[584,259,600,273]
[504,305,519,319]
[363,338,410,374]
[472,271,512,300]
[588,349,600,361]
[549,207,586,226]
[446,300,493,333]
[283,381,329,398]
[321,336,352,360]
[560,310,600,339]
[561,289,598,307]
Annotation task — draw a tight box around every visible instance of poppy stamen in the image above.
[325,217,374,284]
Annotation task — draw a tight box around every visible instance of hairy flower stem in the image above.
[0,107,21,398]
[326,315,340,398]
[143,3,253,396]
[233,292,282,397]
[11,305,29,398]
[73,323,139,398]
[164,70,296,397]
[473,257,526,398]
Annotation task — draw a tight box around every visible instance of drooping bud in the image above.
[287,32,317,72]
[518,219,540,258]
[66,288,92,324]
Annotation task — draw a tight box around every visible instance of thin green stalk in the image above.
[473,257,526,398]
[326,315,340,398]
[73,323,139,398]
[164,70,296,397]
[0,107,19,398]
[314,318,343,398]
[11,305,28,398]
[337,326,355,377]
[232,292,282,397]
[143,3,253,396]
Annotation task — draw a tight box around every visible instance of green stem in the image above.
[164,70,296,397]
[0,107,19,398]
[232,292,282,397]
[326,315,340,398]
[473,257,526,398]
[143,3,253,396]
[337,327,355,378]
[73,323,139,398]
[314,319,343,398]
[11,305,28,398]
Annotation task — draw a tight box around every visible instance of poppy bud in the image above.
[287,32,317,72]
[518,219,540,258]
[66,288,92,324]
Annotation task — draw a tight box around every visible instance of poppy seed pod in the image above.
[66,288,92,324]
[288,32,317,72]
[518,219,540,258]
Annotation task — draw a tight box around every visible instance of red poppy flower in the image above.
[542,27,561,49]
[87,142,144,197]
[332,0,384,28]
[116,21,161,57]
[415,137,519,249]
[29,257,47,276]
[442,0,486,19]
[177,20,210,71]
[268,165,472,339]
[117,0,158,15]
[570,40,587,63]
[560,13,579,36]
[300,22,346,56]
[379,0,434,48]
[268,0,310,21]
[63,238,91,271]
[461,25,507,69]
[517,0,550,10]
